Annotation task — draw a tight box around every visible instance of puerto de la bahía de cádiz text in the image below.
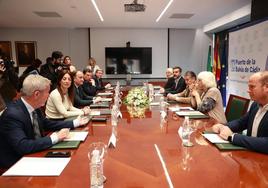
[231,58,260,73]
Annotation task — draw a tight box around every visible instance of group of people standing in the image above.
[161,66,268,154]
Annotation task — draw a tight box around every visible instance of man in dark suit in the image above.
[160,66,186,95]
[74,71,101,108]
[94,69,111,91]
[212,71,268,154]
[82,69,97,97]
[0,74,87,169]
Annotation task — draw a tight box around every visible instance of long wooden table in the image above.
[0,103,268,188]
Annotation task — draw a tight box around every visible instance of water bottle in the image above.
[111,105,118,137]
[181,116,193,146]
[148,84,154,102]
[159,96,165,112]
[90,150,103,188]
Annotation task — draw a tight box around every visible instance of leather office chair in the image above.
[225,94,250,122]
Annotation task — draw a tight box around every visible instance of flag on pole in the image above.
[213,36,221,81]
[207,45,212,72]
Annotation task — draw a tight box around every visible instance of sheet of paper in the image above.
[179,107,194,111]
[2,157,71,176]
[64,131,88,141]
[97,92,113,96]
[169,106,180,112]
[202,133,229,144]
[150,102,160,106]
[176,111,205,116]
[101,98,113,102]
[154,93,163,96]
[90,111,101,116]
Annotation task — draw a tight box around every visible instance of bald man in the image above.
[212,71,268,154]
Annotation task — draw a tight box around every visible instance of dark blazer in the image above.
[228,102,268,154]
[165,76,186,95]
[94,77,105,91]
[0,99,74,168]
[74,86,93,108]
[82,80,97,97]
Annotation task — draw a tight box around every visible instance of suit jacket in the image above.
[0,99,74,168]
[165,76,186,95]
[74,86,93,108]
[82,80,97,97]
[94,77,105,91]
[228,102,268,153]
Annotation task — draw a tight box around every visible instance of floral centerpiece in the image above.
[123,87,149,107]
[123,87,149,118]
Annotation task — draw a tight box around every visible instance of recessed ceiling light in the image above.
[156,0,174,22]
[91,0,104,22]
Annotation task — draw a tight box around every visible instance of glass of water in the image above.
[182,119,196,147]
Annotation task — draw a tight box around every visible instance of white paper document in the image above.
[2,157,71,176]
[175,111,205,116]
[202,133,229,144]
[101,98,113,102]
[90,111,101,116]
[64,131,88,141]
[169,106,194,112]
[150,102,160,106]
[154,93,163,96]
[97,92,113,96]
[153,86,161,89]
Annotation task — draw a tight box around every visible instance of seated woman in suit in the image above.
[190,71,227,124]
[45,70,90,119]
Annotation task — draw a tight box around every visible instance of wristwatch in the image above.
[227,135,232,142]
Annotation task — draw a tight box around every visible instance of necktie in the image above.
[32,111,42,139]
[175,79,178,89]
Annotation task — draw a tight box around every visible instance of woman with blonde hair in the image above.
[86,57,100,75]
[190,71,226,124]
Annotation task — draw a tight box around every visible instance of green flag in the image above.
[207,45,212,72]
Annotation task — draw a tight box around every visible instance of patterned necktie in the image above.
[32,111,42,139]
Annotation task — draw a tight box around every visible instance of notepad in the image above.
[2,157,70,176]
[90,103,110,108]
[176,111,209,119]
[202,133,247,150]
[64,131,88,141]
[50,141,80,149]
[169,106,194,112]
[215,143,246,150]
[202,133,229,144]
[100,98,113,102]
[97,92,113,96]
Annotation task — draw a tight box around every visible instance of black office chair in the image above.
[225,94,250,122]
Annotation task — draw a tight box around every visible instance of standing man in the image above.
[160,66,186,95]
[40,51,63,91]
[212,71,268,154]
[0,75,88,169]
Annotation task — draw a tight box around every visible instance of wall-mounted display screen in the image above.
[105,47,152,74]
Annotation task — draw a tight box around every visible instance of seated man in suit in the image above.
[212,71,268,154]
[0,75,88,169]
[160,66,186,95]
[94,69,111,91]
[82,68,97,97]
[73,71,101,108]
[167,71,196,104]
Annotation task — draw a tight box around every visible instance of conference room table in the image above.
[0,99,268,188]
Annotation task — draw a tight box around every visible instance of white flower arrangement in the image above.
[124,87,149,107]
